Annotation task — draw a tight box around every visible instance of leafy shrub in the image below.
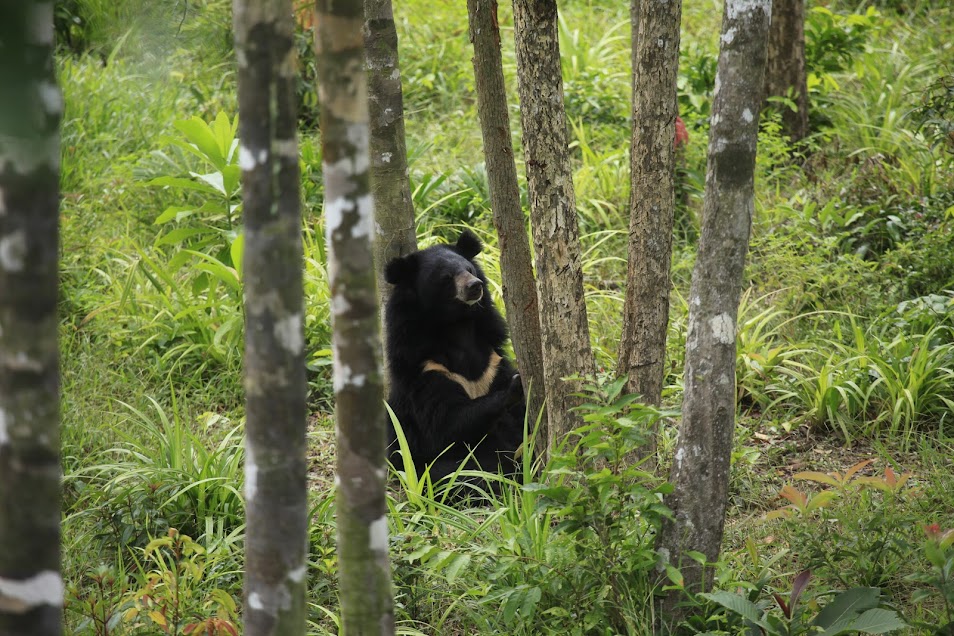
[701,573,906,636]
[67,399,245,552]
[121,529,241,635]
[766,461,919,592]
[908,523,954,634]
[805,6,884,87]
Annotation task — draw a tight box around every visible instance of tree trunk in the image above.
[467,0,547,446]
[617,0,683,423]
[630,0,640,102]
[0,3,63,634]
[233,1,308,634]
[655,0,771,625]
[512,0,595,451]
[763,0,808,142]
[315,1,396,634]
[364,0,417,312]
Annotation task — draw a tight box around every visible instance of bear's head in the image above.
[385,230,489,320]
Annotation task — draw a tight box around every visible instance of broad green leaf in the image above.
[155,227,213,247]
[174,116,226,169]
[155,206,194,224]
[221,164,241,197]
[700,591,762,624]
[230,232,244,279]
[211,112,237,161]
[848,608,907,633]
[444,554,470,584]
[813,587,880,631]
[192,171,226,195]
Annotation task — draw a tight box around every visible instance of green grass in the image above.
[54,0,954,633]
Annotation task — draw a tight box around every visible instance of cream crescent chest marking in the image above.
[423,352,502,399]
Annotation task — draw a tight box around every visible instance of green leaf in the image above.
[211,112,237,161]
[221,164,241,197]
[155,227,213,247]
[148,175,220,196]
[848,608,907,633]
[230,232,244,278]
[444,554,470,584]
[192,171,226,195]
[155,206,194,224]
[813,587,880,632]
[174,116,226,170]
[700,591,762,624]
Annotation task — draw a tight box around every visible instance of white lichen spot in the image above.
[742,108,754,123]
[375,467,386,480]
[239,145,256,171]
[273,313,303,354]
[245,446,258,501]
[0,189,6,214]
[274,138,298,159]
[0,409,8,446]
[0,230,27,272]
[721,27,736,45]
[352,195,374,238]
[726,0,769,20]
[381,152,393,164]
[390,68,401,81]
[333,474,341,488]
[331,294,351,316]
[0,571,64,610]
[657,38,664,48]
[709,313,735,345]
[333,359,354,392]
[719,373,730,385]
[287,566,306,584]
[369,516,388,552]
[257,149,268,165]
[248,592,264,611]
[674,446,686,468]
[38,82,63,115]
[655,547,671,572]
[29,3,55,44]
[323,196,351,234]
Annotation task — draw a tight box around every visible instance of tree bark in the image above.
[467,0,547,445]
[233,1,308,634]
[512,0,595,451]
[0,3,63,634]
[763,0,808,142]
[655,0,771,625]
[617,0,683,422]
[315,1,396,634]
[363,0,417,312]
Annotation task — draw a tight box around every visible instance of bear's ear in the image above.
[456,229,482,259]
[384,253,418,286]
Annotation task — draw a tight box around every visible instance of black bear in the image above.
[384,230,525,484]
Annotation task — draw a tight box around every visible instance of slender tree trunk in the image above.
[315,1,396,634]
[0,4,63,634]
[512,0,595,450]
[630,0,640,102]
[467,0,547,444]
[763,0,808,142]
[655,0,771,625]
[234,1,308,634]
[364,0,416,312]
[617,0,683,424]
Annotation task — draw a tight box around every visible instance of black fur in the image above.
[385,231,525,485]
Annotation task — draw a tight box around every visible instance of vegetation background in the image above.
[55,0,954,633]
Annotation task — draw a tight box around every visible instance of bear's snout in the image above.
[455,272,483,305]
